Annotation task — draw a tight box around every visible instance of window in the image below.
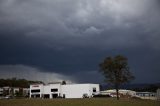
[51,88,58,92]
[31,94,40,98]
[35,94,40,98]
[93,88,96,92]
[44,94,50,98]
[52,94,58,98]
[63,94,65,98]
[31,89,40,93]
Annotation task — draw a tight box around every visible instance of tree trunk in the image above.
[116,88,119,100]
[115,84,119,100]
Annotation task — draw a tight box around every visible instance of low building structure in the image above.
[136,92,156,100]
[0,87,30,97]
[13,88,19,95]
[157,89,160,100]
[2,86,12,96]
[23,88,30,97]
[0,88,3,96]
[100,89,136,97]
[30,83,100,99]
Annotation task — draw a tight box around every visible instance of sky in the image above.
[0,0,160,84]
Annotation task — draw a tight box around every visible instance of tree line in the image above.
[132,84,160,92]
[0,78,43,88]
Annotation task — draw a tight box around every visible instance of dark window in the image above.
[52,94,58,98]
[31,89,40,93]
[63,94,65,98]
[31,95,34,98]
[31,94,40,98]
[93,88,96,92]
[51,89,58,92]
[35,94,40,98]
[44,94,50,98]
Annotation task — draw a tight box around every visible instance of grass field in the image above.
[0,98,160,106]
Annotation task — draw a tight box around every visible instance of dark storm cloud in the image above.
[0,0,160,83]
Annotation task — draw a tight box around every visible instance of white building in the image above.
[30,84,44,98]
[2,86,12,96]
[23,88,30,97]
[136,92,156,100]
[0,88,3,96]
[13,88,19,95]
[30,83,100,99]
[0,87,30,97]
[100,89,136,97]
[157,89,160,100]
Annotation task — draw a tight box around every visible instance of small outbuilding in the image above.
[136,92,156,100]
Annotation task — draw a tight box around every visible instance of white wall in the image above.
[30,84,43,98]
[0,88,3,95]
[62,84,99,98]
[13,88,19,94]
[157,89,160,100]
[89,84,100,95]
[43,85,50,94]
[30,83,100,99]
[50,84,62,96]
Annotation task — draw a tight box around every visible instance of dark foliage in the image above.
[99,55,135,100]
[0,78,43,88]
[132,84,160,92]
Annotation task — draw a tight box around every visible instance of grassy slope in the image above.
[0,98,159,106]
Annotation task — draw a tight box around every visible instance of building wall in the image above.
[62,84,100,98]
[61,84,90,98]
[23,88,30,96]
[0,87,30,97]
[43,84,61,98]
[30,84,43,98]
[157,89,160,100]
[13,88,19,95]
[0,88,3,96]
[136,92,156,100]
[2,87,12,96]
[89,84,100,96]
[30,83,100,99]
[128,91,136,97]
[100,89,136,97]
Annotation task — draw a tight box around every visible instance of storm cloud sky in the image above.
[0,0,160,83]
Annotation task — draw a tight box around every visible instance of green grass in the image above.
[0,98,159,106]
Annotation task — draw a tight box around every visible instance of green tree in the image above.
[62,80,66,85]
[99,55,135,100]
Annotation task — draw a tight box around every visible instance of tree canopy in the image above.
[99,55,134,99]
[0,78,43,88]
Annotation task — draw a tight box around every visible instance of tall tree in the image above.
[99,55,134,100]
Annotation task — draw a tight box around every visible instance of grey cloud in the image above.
[0,64,77,83]
[0,0,160,83]
[0,0,160,49]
